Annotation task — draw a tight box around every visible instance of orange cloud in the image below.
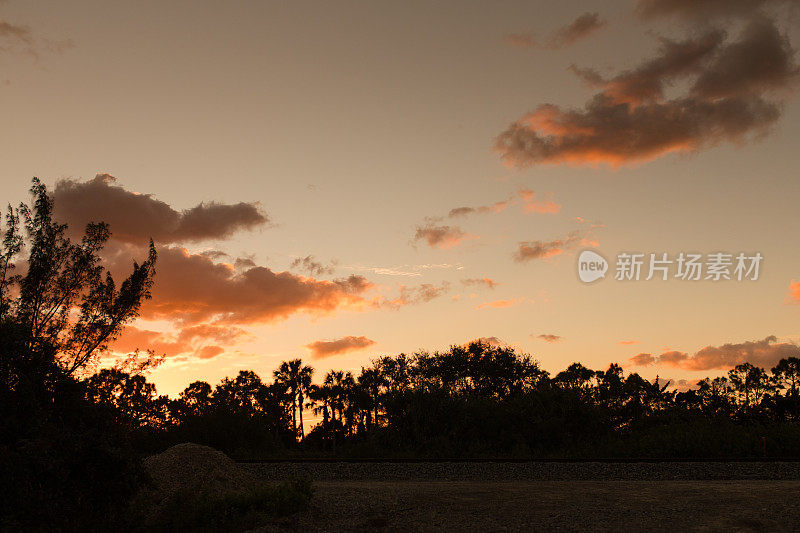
[517,188,561,214]
[107,245,373,326]
[54,174,269,244]
[477,298,523,310]
[112,323,250,360]
[627,336,800,371]
[788,280,800,302]
[619,340,641,345]
[306,335,377,359]
[197,346,225,359]
[629,353,656,366]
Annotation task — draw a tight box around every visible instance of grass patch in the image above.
[150,477,313,532]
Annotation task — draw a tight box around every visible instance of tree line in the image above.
[81,343,800,459]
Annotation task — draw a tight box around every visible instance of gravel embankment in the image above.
[252,480,800,532]
[241,460,800,481]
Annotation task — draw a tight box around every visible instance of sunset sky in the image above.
[2,0,800,397]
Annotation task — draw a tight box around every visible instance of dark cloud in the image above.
[628,336,800,370]
[549,12,607,48]
[53,174,269,244]
[448,206,478,218]
[537,334,562,343]
[691,19,799,100]
[291,255,336,276]
[461,277,499,289]
[234,257,257,270]
[448,197,511,218]
[199,250,230,260]
[0,16,72,58]
[514,230,597,262]
[412,221,475,249]
[306,335,376,359]
[504,12,606,50]
[496,18,798,168]
[0,19,31,45]
[571,30,726,105]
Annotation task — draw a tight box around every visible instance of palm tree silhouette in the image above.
[274,358,314,441]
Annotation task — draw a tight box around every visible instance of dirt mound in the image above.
[143,443,258,497]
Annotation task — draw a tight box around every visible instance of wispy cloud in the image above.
[462,277,499,289]
[447,188,560,219]
[477,298,524,310]
[0,15,73,58]
[514,229,597,262]
[504,12,606,50]
[343,263,464,277]
[517,188,561,214]
[380,282,451,309]
[291,255,336,277]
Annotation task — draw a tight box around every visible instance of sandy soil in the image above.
[256,480,800,532]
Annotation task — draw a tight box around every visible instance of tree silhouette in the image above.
[2,178,157,380]
[0,179,158,529]
[729,363,773,409]
[773,357,800,396]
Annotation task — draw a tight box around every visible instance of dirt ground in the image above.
[257,480,800,532]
